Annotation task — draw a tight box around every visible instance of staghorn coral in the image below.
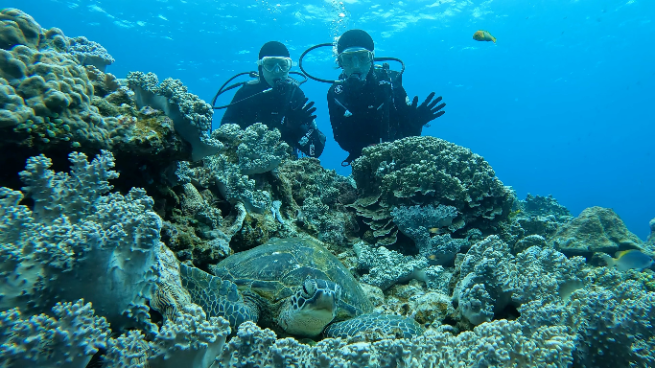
[350,136,515,247]
[0,151,161,333]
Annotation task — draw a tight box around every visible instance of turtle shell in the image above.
[212,237,372,321]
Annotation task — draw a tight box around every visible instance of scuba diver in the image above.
[299,30,446,165]
[213,41,326,158]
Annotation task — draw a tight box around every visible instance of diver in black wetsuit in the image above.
[326,30,446,165]
[220,41,326,158]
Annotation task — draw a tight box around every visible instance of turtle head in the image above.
[278,279,342,337]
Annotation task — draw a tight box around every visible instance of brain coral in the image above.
[351,136,515,246]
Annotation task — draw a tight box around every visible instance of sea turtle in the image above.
[179,237,422,339]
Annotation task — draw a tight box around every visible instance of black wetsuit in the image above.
[327,68,422,164]
[221,77,326,158]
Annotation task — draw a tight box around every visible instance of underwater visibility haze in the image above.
[0,0,655,367]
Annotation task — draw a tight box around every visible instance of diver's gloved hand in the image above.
[410,92,446,126]
[287,97,317,125]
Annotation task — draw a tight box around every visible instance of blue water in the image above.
[7,0,654,239]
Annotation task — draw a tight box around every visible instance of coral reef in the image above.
[0,300,110,368]
[454,236,586,325]
[0,8,193,200]
[511,193,573,243]
[127,71,223,161]
[0,151,161,332]
[213,319,575,367]
[522,193,572,220]
[3,9,655,368]
[552,206,645,257]
[391,204,468,264]
[276,156,360,246]
[67,36,114,72]
[350,136,515,247]
[354,241,429,290]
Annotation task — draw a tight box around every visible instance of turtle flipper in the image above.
[179,263,258,330]
[324,313,424,341]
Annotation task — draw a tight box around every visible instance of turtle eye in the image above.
[302,280,316,297]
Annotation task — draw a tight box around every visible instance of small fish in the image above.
[509,208,522,219]
[600,249,654,271]
[473,30,496,43]
[429,227,442,235]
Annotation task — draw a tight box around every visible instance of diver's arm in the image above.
[281,86,325,157]
[328,89,367,159]
[394,76,424,138]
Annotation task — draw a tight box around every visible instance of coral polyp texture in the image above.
[2,8,655,368]
[350,136,515,247]
[0,8,221,198]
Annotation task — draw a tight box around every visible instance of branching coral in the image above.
[0,300,110,368]
[0,151,161,333]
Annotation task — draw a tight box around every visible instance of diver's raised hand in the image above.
[410,92,446,126]
[288,98,317,125]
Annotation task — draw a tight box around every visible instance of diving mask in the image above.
[338,47,373,68]
[259,56,293,73]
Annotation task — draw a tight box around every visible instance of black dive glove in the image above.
[410,92,446,126]
[287,97,317,125]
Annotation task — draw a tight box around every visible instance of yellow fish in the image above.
[600,249,654,271]
[473,30,496,43]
